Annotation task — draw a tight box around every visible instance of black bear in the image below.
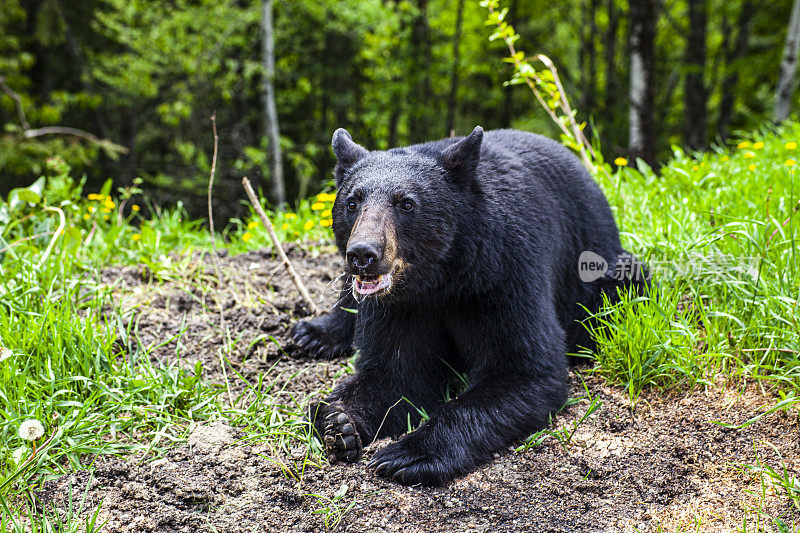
[292,126,646,486]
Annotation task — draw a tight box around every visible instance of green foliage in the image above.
[5,0,792,216]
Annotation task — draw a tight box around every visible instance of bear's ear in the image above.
[441,126,483,177]
[332,128,368,169]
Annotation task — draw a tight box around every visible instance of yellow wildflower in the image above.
[721,155,730,162]
[247,221,259,229]
[737,141,750,149]
[320,219,332,227]
[752,142,764,150]
[104,198,116,209]
[786,159,797,167]
[748,164,756,172]
[321,209,332,218]
[744,152,755,159]
[786,141,798,150]
[132,234,141,242]
[311,202,325,211]
[281,223,289,230]
[102,207,112,214]
[304,220,314,231]
[83,214,90,220]
[242,232,253,242]
[316,192,336,202]
[103,215,110,221]
[285,213,297,220]
[692,165,699,171]
[87,193,103,201]
[89,206,96,213]
[614,157,628,167]
[131,205,140,212]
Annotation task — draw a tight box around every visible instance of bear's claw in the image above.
[312,402,363,463]
[291,319,353,360]
[368,438,451,486]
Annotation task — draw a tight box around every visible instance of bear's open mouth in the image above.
[355,273,392,295]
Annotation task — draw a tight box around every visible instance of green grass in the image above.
[588,121,800,402]
[1,122,799,528]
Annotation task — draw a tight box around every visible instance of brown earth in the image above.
[41,246,800,532]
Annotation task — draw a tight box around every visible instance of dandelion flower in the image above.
[247,221,259,230]
[320,219,332,227]
[692,165,699,171]
[744,152,755,159]
[89,206,96,213]
[748,164,756,172]
[721,155,730,162]
[737,141,750,149]
[787,159,797,167]
[104,199,116,209]
[242,232,253,242]
[752,142,764,150]
[131,205,140,212]
[317,192,336,202]
[87,193,103,201]
[786,141,798,150]
[0,347,11,362]
[102,207,112,214]
[281,223,289,230]
[285,213,297,220]
[132,234,141,242]
[304,220,314,231]
[614,157,628,167]
[19,419,45,441]
[311,202,325,211]
[83,214,91,220]
[321,209,332,218]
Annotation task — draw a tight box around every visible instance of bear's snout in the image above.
[346,240,383,274]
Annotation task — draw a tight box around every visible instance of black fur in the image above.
[292,127,646,486]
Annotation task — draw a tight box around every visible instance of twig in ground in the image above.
[241,177,320,315]
[206,112,234,409]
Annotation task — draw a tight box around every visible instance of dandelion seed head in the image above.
[19,419,45,441]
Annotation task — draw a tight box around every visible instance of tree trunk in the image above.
[261,0,285,205]
[408,0,432,143]
[775,0,800,122]
[628,0,658,165]
[717,0,754,140]
[580,0,598,120]
[446,0,465,136]
[602,0,620,136]
[684,0,708,151]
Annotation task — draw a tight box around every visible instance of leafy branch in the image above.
[482,0,606,178]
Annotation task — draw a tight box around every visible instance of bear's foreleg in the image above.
[368,371,568,486]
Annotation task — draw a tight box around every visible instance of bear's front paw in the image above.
[291,318,353,360]
[311,401,363,463]
[368,438,453,486]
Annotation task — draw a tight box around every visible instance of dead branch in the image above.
[241,177,319,315]
[0,76,30,130]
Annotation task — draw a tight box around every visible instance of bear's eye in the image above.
[346,199,358,212]
[399,199,415,212]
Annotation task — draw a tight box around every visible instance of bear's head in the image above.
[330,126,483,301]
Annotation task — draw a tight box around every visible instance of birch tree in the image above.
[628,0,658,165]
[261,0,285,205]
[775,0,800,122]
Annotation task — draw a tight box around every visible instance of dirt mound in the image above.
[43,246,800,532]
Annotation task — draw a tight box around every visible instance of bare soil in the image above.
[42,246,800,532]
